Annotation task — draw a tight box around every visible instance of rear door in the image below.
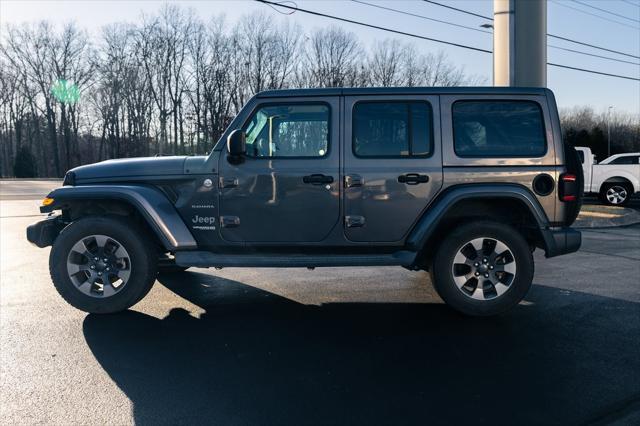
[343,95,443,243]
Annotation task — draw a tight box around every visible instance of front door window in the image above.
[243,104,330,158]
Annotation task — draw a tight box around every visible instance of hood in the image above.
[68,156,188,182]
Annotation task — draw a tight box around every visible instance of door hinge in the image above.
[220,216,240,228]
[345,215,365,228]
[219,177,238,188]
[345,174,363,188]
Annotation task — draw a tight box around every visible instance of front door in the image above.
[343,95,443,243]
[218,98,340,243]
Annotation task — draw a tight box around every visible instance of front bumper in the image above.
[26,215,65,248]
[542,227,582,258]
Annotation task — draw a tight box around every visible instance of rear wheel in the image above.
[600,183,632,206]
[50,216,157,313]
[431,221,534,316]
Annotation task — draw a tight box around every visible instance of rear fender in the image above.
[406,184,569,258]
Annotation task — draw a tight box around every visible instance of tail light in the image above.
[562,147,584,226]
[559,173,578,202]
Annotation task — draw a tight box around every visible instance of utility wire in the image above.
[620,0,640,8]
[421,0,492,20]
[263,0,297,15]
[423,0,640,59]
[256,0,640,82]
[351,0,492,34]
[547,34,640,59]
[551,0,640,30]
[255,0,491,53]
[548,44,640,66]
[548,63,639,81]
[353,0,639,66]
[572,0,640,23]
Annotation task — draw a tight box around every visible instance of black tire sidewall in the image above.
[50,216,157,313]
[432,221,534,316]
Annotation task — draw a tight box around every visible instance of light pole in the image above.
[493,0,547,87]
[607,105,614,158]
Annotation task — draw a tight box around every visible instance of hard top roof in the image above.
[256,86,551,98]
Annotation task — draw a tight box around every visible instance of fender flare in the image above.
[406,184,551,251]
[41,185,197,251]
[600,173,639,193]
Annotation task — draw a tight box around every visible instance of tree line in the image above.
[1,5,637,177]
[560,106,639,161]
[0,6,482,177]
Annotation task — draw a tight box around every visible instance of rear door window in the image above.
[353,101,432,157]
[453,101,547,157]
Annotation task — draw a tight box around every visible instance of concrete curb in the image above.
[574,205,640,228]
[0,178,62,181]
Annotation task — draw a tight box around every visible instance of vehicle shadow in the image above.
[83,271,640,425]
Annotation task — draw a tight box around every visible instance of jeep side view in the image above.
[27,87,582,316]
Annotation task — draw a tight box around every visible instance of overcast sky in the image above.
[1,0,639,115]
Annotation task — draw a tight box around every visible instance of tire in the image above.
[49,216,158,314]
[600,183,632,206]
[430,221,534,316]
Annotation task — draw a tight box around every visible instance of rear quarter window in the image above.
[608,156,639,165]
[453,100,547,158]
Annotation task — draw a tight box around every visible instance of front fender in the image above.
[41,185,197,251]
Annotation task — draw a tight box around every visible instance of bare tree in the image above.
[366,39,407,87]
[561,106,640,159]
[2,22,62,175]
[49,23,94,169]
[0,5,534,178]
[299,26,362,88]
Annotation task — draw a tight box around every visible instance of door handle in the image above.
[303,174,334,185]
[398,173,429,185]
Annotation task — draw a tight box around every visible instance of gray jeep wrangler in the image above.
[27,87,582,316]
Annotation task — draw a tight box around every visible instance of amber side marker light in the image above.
[42,197,55,206]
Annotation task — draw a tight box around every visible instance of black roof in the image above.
[256,86,551,98]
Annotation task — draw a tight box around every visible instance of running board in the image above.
[174,251,417,268]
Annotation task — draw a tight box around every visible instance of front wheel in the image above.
[49,216,158,313]
[430,221,534,316]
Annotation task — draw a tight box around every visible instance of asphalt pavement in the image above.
[1,181,639,425]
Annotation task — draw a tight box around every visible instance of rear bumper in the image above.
[26,215,64,248]
[542,227,582,258]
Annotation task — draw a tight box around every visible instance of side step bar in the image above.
[175,251,417,268]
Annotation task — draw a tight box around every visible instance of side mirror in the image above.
[226,129,246,164]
